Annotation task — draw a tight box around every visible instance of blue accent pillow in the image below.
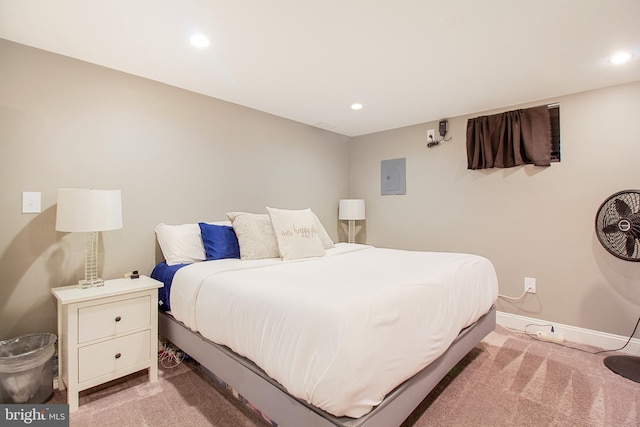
[198,223,241,260]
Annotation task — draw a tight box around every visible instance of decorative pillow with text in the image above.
[266,207,325,260]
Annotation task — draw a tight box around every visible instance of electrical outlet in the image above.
[524,277,536,293]
[536,330,564,343]
[427,129,435,142]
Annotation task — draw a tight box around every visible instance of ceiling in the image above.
[1,1,639,137]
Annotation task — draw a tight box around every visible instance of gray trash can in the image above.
[0,333,56,404]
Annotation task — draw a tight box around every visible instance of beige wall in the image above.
[0,40,350,339]
[350,81,640,336]
[2,37,639,341]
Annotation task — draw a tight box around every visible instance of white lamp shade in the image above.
[339,199,366,220]
[56,188,123,232]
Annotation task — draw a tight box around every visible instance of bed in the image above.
[152,211,499,426]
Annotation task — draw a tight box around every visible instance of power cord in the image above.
[496,288,536,333]
[522,316,640,355]
[498,288,531,301]
[427,134,439,148]
[497,287,640,354]
[158,339,186,368]
[427,134,453,148]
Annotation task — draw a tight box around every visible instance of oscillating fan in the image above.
[596,190,640,262]
[595,190,640,382]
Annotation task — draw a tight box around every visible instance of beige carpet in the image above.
[48,326,639,426]
[403,327,639,426]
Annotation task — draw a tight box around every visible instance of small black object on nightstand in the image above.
[125,270,140,279]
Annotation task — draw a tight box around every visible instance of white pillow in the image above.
[311,212,335,249]
[266,207,325,260]
[155,223,205,266]
[206,220,232,227]
[226,212,280,260]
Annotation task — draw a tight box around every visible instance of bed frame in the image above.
[159,305,495,427]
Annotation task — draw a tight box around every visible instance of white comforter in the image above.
[170,244,498,418]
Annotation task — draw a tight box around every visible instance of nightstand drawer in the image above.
[78,296,150,343]
[78,330,151,383]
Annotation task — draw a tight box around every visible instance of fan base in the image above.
[603,355,640,383]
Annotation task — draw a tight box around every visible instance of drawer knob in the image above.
[115,316,122,322]
[115,353,122,359]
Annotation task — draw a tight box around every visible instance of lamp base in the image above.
[79,231,104,289]
[603,355,640,383]
[347,220,355,244]
[78,278,105,289]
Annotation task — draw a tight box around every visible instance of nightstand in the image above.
[51,275,163,412]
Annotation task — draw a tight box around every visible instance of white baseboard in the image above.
[496,311,640,356]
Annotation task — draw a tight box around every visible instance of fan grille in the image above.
[595,190,640,262]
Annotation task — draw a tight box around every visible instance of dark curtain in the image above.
[466,105,551,170]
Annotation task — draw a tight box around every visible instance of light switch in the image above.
[22,191,41,213]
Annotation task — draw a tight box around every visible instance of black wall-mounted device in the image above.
[439,120,448,137]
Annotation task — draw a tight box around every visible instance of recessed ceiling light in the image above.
[190,34,210,48]
[609,51,633,64]
[351,103,363,110]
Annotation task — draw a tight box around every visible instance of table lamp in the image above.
[55,188,123,288]
[339,199,366,243]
